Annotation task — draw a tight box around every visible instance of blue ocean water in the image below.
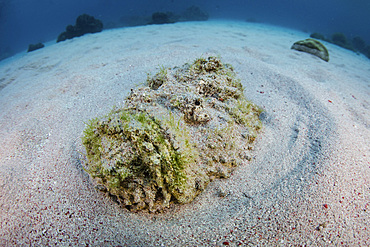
[0,0,370,60]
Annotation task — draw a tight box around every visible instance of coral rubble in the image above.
[182,6,209,21]
[82,57,263,212]
[291,38,329,62]
[331,32,351,50]
[149,12,179,24]
[352,36,366,53]
[309,32,326,41]
[27,43,44,52]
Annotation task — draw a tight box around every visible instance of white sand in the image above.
[0,20,369,246]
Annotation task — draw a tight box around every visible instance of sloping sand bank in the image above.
[0,21,369,246]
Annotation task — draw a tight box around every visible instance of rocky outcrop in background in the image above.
[57,14,103,43]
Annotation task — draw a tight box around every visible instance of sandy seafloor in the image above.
[0,20,369,246]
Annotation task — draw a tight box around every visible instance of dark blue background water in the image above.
[1,0,370,59]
